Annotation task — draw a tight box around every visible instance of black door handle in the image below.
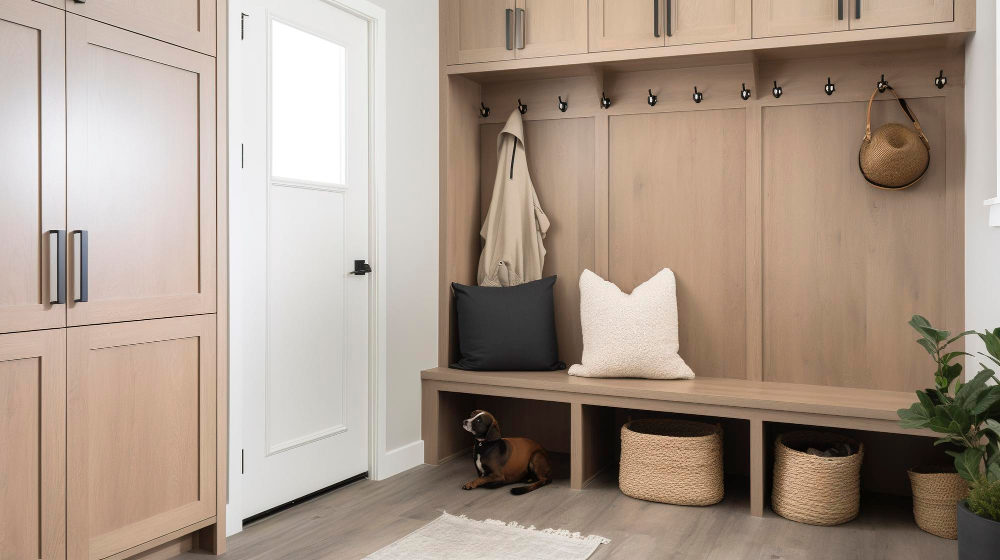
[349,260,372,276]
[49,230,66,305]
[73,230,88,303]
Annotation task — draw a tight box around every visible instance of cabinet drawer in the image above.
[65,0,216,55]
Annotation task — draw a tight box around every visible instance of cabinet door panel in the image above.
[0,0,65,334]
[589,0,662,52]
[446,0,515,64]
[753,0,848,37]
[65,0,215,55]
[851,0,952,30]
[516,0,588,59]
[68,315,216,560]
[666,0,750,46]
[66,15,216,327]
[0,329,66,560]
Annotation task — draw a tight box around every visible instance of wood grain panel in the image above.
[850,0,953,30]
[446,0,514,65]
[753,0,848,38]
[0,329,66,560]
[0,0,65,334]
[68,315,216,560]
[609,109,747,379]
[589,0,662,52]
[66,15,216,327]
[66,0,216,55]
[667,0,751,46]
[761,98,958,391]
[516,0,588,59]
[480,117,596,366]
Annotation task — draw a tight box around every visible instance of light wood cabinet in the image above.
[0,329,66,560]
[589,0,662,52]
[516,0,589,58]
[68,315,216,560]
[65,0,216,55]
[446,0,515,64]
[666,0,750,45]
[753,0,849,38]
[851,0,953,30]
[0,0,65,335]
[66,14,217,328]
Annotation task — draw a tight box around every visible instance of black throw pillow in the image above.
[451,276,566,371]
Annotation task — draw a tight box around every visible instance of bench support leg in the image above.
[750,418,765,517]
[422,382,477,465]
[571,403,614,490]
[422,382,440,465]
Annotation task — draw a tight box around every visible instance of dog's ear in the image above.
[485,416,501,441]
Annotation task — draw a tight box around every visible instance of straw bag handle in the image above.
[864,85,930,149]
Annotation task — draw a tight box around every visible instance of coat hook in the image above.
[740,83,751,101]
[935,70,947,89]
[600,92,611,109]
[825,77,836,96]
[479,102,490,118]
[517,99,527,114]
[647,89,657,107]
[692,86,703,103]
[558,96,568,112]
[877,74,889,93]
[772,80,782,99]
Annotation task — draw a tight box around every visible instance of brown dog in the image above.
[461,410,552,494]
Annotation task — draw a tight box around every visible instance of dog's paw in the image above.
[461,483,475,490]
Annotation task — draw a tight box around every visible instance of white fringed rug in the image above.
[364,512,610,560]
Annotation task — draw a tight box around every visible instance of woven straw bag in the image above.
[772,431,864,526]
[908,467,969,539]
[859,85,930,190]
[618,419,723,506]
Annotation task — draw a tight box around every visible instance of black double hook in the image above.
[740,83,751,101]
[600,92,612,109]
[692,86,703,103]
[772,81,782,98]
[479,102,490,118]
[647,89,657,107]
[825,77,835,96]
[517,99,527,114]
[935,70,947,89]
[877,74,889,92]
[558,96,568,112]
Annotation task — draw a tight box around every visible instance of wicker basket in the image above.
[771,431,864,526]
[619,419,724,506]
[908,466,969,539]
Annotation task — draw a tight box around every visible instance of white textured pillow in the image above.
[568,268,694,379]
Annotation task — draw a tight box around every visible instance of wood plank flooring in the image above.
[178,457,958,559]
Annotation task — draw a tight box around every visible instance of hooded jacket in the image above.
[477,110,551,287]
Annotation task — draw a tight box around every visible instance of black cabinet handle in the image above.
[653,0,660,37]
[515,8,525,49]
[73,230,88,303]
[48,230,66,305]
[666,0,672,37]
[349,260,372,276]
[856,0,861,19]
[838,0,843,20]
[505,9,513,50]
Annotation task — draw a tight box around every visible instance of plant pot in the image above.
[958,500,1000,559]
[908,466,969,539]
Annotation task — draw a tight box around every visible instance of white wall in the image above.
[965,1,1000,373]
[367,0,439,464]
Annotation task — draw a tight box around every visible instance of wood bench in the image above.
[421,367,934,517]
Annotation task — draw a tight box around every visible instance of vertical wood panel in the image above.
[761,98,958,391]
[480,117,596,366]
[745,106,763,382]
[609,109,747,379]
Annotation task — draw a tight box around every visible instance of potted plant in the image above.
[897,316,1000,557]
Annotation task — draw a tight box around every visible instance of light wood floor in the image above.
[180,457,958,560]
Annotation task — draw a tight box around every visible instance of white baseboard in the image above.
[377,440,425,480]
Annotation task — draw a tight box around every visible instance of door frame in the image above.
[226,0,387,536]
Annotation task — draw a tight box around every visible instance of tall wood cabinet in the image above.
[0,0,226,559]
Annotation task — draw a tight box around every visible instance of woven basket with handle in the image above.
[618,419,724,506]
[858,85,930,190]
[908,466,969,539]
[771,431,864,526]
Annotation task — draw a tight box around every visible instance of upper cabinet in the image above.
[589,0,662,52]
[850,0,953,30]
[446,0,587,64]
[666,0,750,46]
[0,0,66,335]
[753,0,849,37]
[65,0,216,55]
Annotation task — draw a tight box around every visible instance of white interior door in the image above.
[242,0,371,518]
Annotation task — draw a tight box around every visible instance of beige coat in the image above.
[478,110,551,287]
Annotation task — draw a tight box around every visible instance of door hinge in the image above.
[241,13,248,40]
[241,449,244,474]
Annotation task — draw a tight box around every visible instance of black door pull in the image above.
[349,260,372,275]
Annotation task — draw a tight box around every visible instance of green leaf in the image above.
[979,331,1000,361]
[957,368,995,405]
[934,436,960,446]
[972,384,1000,416]
[953,448,985,484]
[916,338,937,354]
[916,390,935,411]
[984,419,1000,441]
[944,362,963,383]
[988,462,1000,484]
[898,402,933,429]
[944,331,975,348]
[911,315,931,328]
[942,351,973,363]
[928,404,971,435]
[910,316,949,345]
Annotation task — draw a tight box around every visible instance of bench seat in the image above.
[420,367,934,517]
